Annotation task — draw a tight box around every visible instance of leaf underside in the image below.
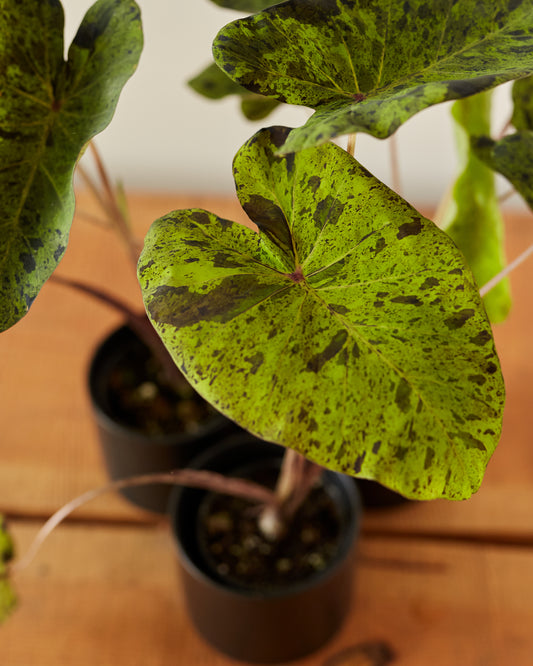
[139,126,504,501]
[213,0,533,152]
[441,92,510,324]
[0,0,143,332]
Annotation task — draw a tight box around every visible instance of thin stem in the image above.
[11,469,276,575]
[259,449,323,539]
[346,134,356,157]
[89,142,141,269]
[480,240,533,297]
[74,208,113,228]
[77,143,141,269]
[498,188,515,205]
[77,163,117,224]
[389,133,401,196]
[50,275,185,388]
[497,115,512,140]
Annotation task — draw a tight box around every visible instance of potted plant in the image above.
[3,0,533,661]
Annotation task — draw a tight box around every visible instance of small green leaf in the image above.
[511,75,533,131]
[189,62,245,100]
[189,61,280,120]
[240,94,280,121]
[0,517,16,624]
[139,127,504,501]
[213,0,533,152]
[474,131,533,211]
[441,93,510,324]
[0,0,143,332]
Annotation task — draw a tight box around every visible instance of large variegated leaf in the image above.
[138,126,504,501]
[213,0,533,153]
[441,93,510,324]
[0,0,143,332]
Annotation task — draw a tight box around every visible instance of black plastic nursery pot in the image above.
[169,434,362,664]
[88,325,236,513]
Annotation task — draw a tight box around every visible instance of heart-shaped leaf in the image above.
[139,127,504,501]
[441,93,510,324]
[189,61,280,120]
[474,131,533,211]
[0,0,143,332]
[213,0,533,153]
[0,517,15,624]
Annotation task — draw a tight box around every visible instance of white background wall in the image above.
[63,0,517,208]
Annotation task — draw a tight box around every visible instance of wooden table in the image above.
[2,192,533,665]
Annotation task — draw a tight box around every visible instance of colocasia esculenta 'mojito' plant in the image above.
[4,0,533,612]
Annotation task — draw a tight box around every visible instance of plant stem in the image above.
[11,469,276,575]
[258,448,324,540]
[50,275,185,389]
[389,133,401,196]
[89,143,141,269]
[346,134,356,157]
[480,239,533,297]
[77,143,141,270]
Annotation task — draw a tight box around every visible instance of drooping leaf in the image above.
[0,517,16,624]
[207,0,279,11]
[189,61,280,120]
[511,75,533,131]
[213,0,533,153]
[240,94,280,121]
[0,0,143,332]
[440,92,510,324]
[189,62,245,100]
[138,126,504,501]
[474,131,533,211]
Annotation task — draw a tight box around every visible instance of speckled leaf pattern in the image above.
[511,75,533,130]
[474,131,533,211]
[0,516,15,624]
[213,0,533,152]
[188,61,280,120]
[441,93,510,324]
[139,127,504,501]
[0,0,143,332]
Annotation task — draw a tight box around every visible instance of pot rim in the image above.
[169,435,362,600]
[87,323,232,447]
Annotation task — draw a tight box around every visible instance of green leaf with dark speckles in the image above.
[139,126,504,501]
[440,92,510,324]
[213,0,533,153]
[0,0,143,332]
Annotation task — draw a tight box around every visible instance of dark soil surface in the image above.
[197,481,343,592]
[106,342,216,436]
